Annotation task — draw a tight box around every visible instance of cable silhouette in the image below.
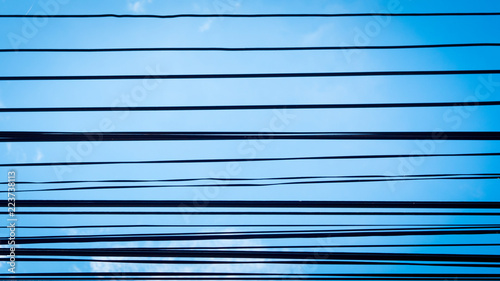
[5,172,499,185]
[2,100,500,113]
[1,43,500,53]
[1,12,500,18]
[5,210,500,216]
[8,229,500,245]
[1,70,500,81]
[2,151,498,167]
[11,199,500,208]
[2,131,500,142]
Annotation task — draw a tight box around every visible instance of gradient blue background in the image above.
[0,0,499,275]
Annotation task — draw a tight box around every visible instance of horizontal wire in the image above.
[13,223,500,230]
[7,229,500,245]
[2,131,500,142]
[3,273,500,278]
[22,226,500,240]
[2,43,500,53]
[2,257,498,268]
[5,172,499,185]
[10,175,499,193]
[1,12,500,18]
[6,276,492,280]
[10,199,500,208]
[13,248,500,263]
[13,223,500,229]
[2,101,500,113]
[88,242,500,250]
[1,70,500,81]
[6,273,497,281]
[2,152,499,167]
[5,211,500,216]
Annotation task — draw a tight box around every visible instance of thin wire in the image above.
[2,152,498,167]
[2,131,500,142]
[3,273,500,278]
[11,199,500,208]
[13,223,500,229]
[1,12,500,18]
[6,211,500,216]
[2,101,500,113]
[3,257,499,268]
[1,70,500,81]
[5,172,499,185]
[2,43,500,53]
[12,248,500,263]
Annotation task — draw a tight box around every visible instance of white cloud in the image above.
[127,0,152,13]
[25,0,36,15]
[199,19,214,32]
[302,23,335,45]
[89,228,294,274]
[34,148,44,162]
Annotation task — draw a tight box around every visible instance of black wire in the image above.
[5,172,499,185]
[98,242,500,250]
[2,43,500,53]
[9,277,500,281]
[3,273,500,278]
[6,276,500,281]
[1,70,500,81]
[6,211,499,216]
[2,152,498,167]
[13,248,500,263]
[13,223,500,229]
[1,12,500,18]
[21,226,500,241]
[2,257,498,268]
[2,101,500,113]
[10,175,499,193]
[10,199,500,208]
[2,131,500,142]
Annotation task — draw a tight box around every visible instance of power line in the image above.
[4,210,500,216]
[8,277,500,281]
[9,229,500,245]
[26,225,498,241]
[2,43,500,53]
[13,248,500,263]
[1,70,500,81]
[5,172,498,185]
[2,152,498,167]
[4,273,500,278]
[2,101,500,113]
[10,199,500,208]
[1,12,500,18]
[9,175,500,193]
[3,257,498,268]
[96,242,500,250]
[2,131,500,142]
[15,223,499,229]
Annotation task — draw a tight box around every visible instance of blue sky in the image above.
[1,0,500,276]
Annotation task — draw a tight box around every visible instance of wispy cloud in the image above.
[34,148,44,162]
[25,0,36,15]
[127,0,152,13]
[89,228,294,273]
[302,23,336,45]
[199,19,214,32]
